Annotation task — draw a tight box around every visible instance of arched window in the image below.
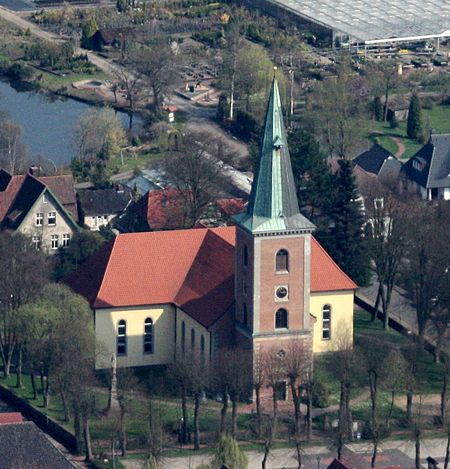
[144,318,153,354]
[276,249,289,272]
[200,335,205,356]
[191,328,195,350]
[322,305,331,340]
[243,303,248,326]
[275,308,288,329]
[181,321,186,355]
[117,320,127,355]
[243,245,248,267]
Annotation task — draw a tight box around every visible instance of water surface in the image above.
[0,79,140,168]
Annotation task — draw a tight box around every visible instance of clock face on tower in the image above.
[276,286,288,299]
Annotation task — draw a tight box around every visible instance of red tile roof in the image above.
[65,227,356,328]
[310,237,357,291]
[0,413,24,425]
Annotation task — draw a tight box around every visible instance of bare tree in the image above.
[131,40,177,114]
[0,114,28,175]
[162,131,227,228]
[308,62,367,159]
[402,201,450,346]
[261,348,285,469]
[327,333,361,459]
[363,185,406,327]
[0,233,49,377]
[282,340,312,467]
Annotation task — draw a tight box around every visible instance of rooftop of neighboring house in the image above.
[65,226,357,328]
[77,187,132,217]
[0,418,76,469]
[354,144,401,177]
[0,168,78,225]
[403,133,450,189]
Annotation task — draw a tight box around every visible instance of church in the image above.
[66,79,357,377]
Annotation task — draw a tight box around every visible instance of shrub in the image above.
[7,62,33,81]
[212,434,248,469]
[361,421,390,440]
[389,113,399,129]
[312,381,331,408]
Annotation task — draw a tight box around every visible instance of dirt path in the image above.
[391,136,406,158]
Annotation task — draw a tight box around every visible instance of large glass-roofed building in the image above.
[249,0,450,46]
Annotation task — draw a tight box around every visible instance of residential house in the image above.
[353,144,402,186]
[402,133,450,200]
[0,169,78,252]
[78,187,132,231]
[0,413,76,469]
[65,80,357,399]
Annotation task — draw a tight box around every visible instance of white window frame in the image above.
[48,212,56,226]
[62,234,70,247]
[91,216,97,227]
[32,235,41,250]
[35,213,44,226]
[50,234,59,250]
[322,304,331,340]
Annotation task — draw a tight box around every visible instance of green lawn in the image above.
[368,104,450,159]
[354,309,445,394]
[109,147,165,175]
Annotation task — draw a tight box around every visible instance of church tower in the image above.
[234,78,315,375]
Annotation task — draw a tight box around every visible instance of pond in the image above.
[0,79,142,168]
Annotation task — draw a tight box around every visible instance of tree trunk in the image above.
[386,390,395,429]
[441,370,448,423]
[289,379,301,443]
[383,76,391,122]
[181,389,188,444]
[406,392,413,424]
[371,438,379,467]
[120,406,127,456]
[15,347,22,388]
[382,287,390,330]
[306,381,313,442]
[219,390,228,434]
[444,431,449,469]
[231,397,237,438]
[255,385,262,437]
[73,406,82,455]
[83,416,93,462]
[30,372,37,400]
[372,285,382,322]
[415,428,421,469]
[193,392,200,450]
[229,56,236,120]
[369,371,377,429]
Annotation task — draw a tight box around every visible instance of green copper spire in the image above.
[234,78,315,234]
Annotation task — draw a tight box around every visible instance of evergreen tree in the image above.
[288,127,336,228]
[406,94,423,141]
[212,434,248,469]
[372,96,383,121]
[319,159,370,286]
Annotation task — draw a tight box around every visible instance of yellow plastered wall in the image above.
[175,307,210,364]
[310,290,354,353]
[95,304,176,369]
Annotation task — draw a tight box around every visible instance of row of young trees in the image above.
[0,232,97,459]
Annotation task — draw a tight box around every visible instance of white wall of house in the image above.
[85,213,116,231]
[19,191,75,252]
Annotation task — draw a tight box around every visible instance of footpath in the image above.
[120,437,449,469]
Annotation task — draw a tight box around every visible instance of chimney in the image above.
[29,165,40,177]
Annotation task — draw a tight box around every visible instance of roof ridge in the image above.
[425,143,436,189]
[312,237,358,289]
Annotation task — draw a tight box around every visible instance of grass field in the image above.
[369,104,450,159]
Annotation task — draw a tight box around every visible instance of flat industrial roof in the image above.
[263,0,450,43]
